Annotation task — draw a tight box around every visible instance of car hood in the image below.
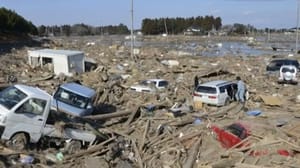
[0,104,9,115]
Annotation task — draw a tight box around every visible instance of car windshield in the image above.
[226,123,247,140]
[269,60,299,67]
[196,86,217,94]
[0,86,27,110]
[282,67,295,73]
[158,81,168,87]
[140,80,155,86]
[53,88,89,109]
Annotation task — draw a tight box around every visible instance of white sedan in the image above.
[130,79,169,93]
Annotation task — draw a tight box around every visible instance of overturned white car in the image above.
[278,65,298,85]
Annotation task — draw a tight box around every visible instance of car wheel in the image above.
[65,140,82,154]
[8,133,28,151]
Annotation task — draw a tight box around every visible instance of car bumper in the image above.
[278,80,298,85]
[193,97,221,106]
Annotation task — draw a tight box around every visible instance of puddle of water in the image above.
[124,39,294,57]
[201,42,271,57]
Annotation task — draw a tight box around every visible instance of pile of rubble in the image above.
[1,35,300,168]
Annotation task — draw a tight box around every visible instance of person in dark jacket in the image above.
[194,75,199,89]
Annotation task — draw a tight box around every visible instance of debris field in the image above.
[1,34,300,168]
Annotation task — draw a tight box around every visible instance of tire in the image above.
[65,140,82,154]
[9,133,28,151]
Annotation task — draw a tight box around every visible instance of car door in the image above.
[218,86,227,105]
[5,98,47,142]
[231,83,238,101]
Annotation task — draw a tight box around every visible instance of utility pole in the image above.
[130,0,135,61]
[296,0,300,54]
[164,19,168,35]
[268,28,270,42]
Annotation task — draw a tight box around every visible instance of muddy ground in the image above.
[1,34,300,168]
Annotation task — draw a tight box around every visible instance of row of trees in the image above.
[38,23,130,36]
[0,7,37,35]
[141,16,222,35]
[223,23,257,35]
[38,15,224,37]
[1,6,291,37]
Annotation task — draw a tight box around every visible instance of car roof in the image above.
[59,83,96,98]
[270,59,299,63]
[281,65,297,68]
[199,80,233,87]
[146,79,167,82]
[15,84,51,100]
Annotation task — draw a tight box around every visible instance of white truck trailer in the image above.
[28,49,85,76]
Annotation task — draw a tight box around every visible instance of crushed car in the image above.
[130,79,169,93]
[211,122,294,157]
[211,122,249,148]
[51,82,96,117]
[0,84,99,152]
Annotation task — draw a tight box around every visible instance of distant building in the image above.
[184,26,202,36]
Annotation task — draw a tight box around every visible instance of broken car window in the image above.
[219,86,226,93]
[0,86,27,110]
[54,88,89,109]
[15,98,47,115]
[158,81,168,87]
[282,67,295,73]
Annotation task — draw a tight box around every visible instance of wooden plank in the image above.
[139,119,150,151]
[63,137,115,161]
[132,140,143,168]
[183,137,202,168]
[125,106,140,126]
[84,110,131,120]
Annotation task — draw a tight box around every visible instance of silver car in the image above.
[52,83,96,117]
[278,65,298,85]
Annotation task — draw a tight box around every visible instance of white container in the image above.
[28,49,85,76]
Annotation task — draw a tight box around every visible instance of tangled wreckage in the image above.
[1,35,300,168]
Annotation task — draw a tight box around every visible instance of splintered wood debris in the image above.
[1,35,300,168]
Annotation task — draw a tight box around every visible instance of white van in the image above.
[193,80,237,106]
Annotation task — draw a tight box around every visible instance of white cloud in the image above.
[242,10,255,15]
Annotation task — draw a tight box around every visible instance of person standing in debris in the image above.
[194,75,199,89]
[235,76,246,104]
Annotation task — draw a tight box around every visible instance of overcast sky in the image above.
[1,0,297,29]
